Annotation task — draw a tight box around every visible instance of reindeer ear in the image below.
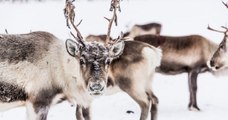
[109,41,125,58]
[65,39,80,57]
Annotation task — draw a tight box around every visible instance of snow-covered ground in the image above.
[0,0,228,120]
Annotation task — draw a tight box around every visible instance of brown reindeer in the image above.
[208,25,228,71]
[134,34,218,111]
[72,0,162,120]
[123,22,162,38]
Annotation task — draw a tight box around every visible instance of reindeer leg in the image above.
[188,70,200,111]
[26,88,61,120]
[129,91,150,120]
[117,76,151,120]
[122,88,150,120]
[76,105,84,120]
[146,91,158,120]
[76,105,91,120]
[26,100,50,120]
[129,92,150,120]
[82,107,90,120]
[149,91,159,104]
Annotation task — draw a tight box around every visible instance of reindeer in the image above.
[207,26,228,71]
[73,0,162,120]
[134,33,218,111]
[123,22,162,38]
[0,1,161,120]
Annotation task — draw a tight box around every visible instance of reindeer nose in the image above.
[210,60,215,67]
[90,83,103,91]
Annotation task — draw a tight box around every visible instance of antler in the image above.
[208,25,228,41]
[222,1,228,8]
[221,26,228,31]
[207,25,226,33]
[222,26,228,41]
[105,0,121,45]
[64,0,85,46]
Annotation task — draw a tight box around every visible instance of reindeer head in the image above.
[64,0,123,96]
[208,25,228,71]
[66,38,124,96]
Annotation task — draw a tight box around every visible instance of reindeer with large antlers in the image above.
[65,0,162,120]
[207,25,228,71]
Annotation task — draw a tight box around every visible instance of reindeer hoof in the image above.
[188,106,201,111]
[126,110,134,114]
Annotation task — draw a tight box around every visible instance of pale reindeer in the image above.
[134,33,218,111]
[1,30,125,120]
[74,0,162,120]
[207,26,228,71]
[123,22,162,38]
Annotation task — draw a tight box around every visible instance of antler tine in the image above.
[221,26,228,36]
[105,0,121,45]
[221,26,228,31]
[207,25,225,33]
[64,0,85,46]
[115,31,124,42]
[222,1,228,8]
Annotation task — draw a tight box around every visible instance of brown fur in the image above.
[134,34,218,111]
[135,23,161,31]
[0,31,55,63]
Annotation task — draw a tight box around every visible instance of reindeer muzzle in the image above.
[88,81,106,96]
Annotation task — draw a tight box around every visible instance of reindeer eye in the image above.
[220,44,226,50]
[80,58,86,65]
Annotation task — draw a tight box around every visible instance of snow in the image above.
[0,0,228,120]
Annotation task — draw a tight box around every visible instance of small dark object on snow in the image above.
[126,110,134,114]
